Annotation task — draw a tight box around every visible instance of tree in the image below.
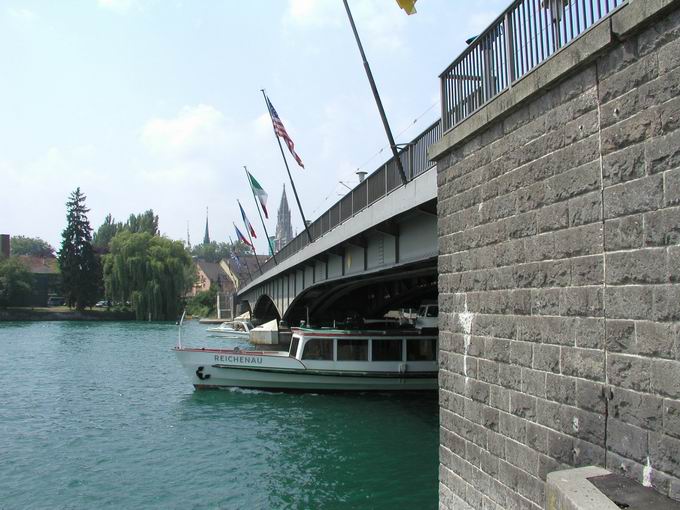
[93,210,159,251]
[186,285,217,318]
[9,236,55,258]
[57,188,101,309]
[93,214,122,251]
[190,241,235,263]
[0,257,33,307]
[103,231,194,320]
[124,210,159,236]
[231,241,253,257]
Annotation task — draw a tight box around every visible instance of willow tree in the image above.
[103,231,194,320]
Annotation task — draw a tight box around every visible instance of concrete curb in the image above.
[546,466,619,510]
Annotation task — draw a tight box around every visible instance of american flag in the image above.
[266,96,305,169]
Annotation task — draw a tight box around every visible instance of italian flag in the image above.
[247,170,269,219]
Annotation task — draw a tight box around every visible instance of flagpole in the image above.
[261,89,313,244]
[244,166,278,264]
[237,201,263,275]
[230,230,254,283]
[342,0,408,186]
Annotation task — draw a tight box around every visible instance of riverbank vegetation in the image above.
[185,285,217,318]
[0,257,34,307]
[103,231,194,321]
[7,236,55,258]
[0,306,135,321]
[3,187,252,321]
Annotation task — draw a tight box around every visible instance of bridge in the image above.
[239,0,680,508]
[237,121,442,326]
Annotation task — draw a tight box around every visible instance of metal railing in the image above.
[441,0,627,131]
[253,119,442,277]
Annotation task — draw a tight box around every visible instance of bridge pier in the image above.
[430,0,680,507]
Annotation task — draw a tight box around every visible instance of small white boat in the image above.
[206,320,253,338]
[174,326,438,391]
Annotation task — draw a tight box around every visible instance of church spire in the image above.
[275,185,293,251]
[203,206,210,245]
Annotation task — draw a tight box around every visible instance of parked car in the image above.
[95,300,111,307]
[47,296,65,307]
[415,301,438,330]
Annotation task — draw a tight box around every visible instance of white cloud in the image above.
[96,0,137,13]
[284,0,407,51]
[284,0,343,29]
[141,104,230,160]
[7,7,35,20]
[136,104,286,249]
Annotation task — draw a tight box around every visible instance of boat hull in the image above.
[175,348,437,391]
[205,330,250,337]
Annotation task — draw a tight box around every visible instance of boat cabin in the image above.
[232,320,253,332]
[288,328,437,364]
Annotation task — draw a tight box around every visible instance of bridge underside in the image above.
[282,258,437,326]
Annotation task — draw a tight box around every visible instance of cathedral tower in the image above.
[274,185,293,251]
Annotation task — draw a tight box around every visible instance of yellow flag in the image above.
[396,0,417,15]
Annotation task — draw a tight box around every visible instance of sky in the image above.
[0,0,509,254]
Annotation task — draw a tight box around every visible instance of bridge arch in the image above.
[252,294,281,324]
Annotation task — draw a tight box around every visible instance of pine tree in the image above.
[58,188,100,309]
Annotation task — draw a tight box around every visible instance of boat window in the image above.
[301,339,333,360]
[289,337,299,357]
[426,306,438,318]
[418,306,427,317]
[372,339,403,361]
[337,339,368,361]
[407,338,437,361]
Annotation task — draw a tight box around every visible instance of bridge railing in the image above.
[441,0,627,132]
[256,119,442,276]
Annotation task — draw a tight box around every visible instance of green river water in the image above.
[0,321,438,509]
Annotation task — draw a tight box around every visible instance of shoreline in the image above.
[0,308,136,321]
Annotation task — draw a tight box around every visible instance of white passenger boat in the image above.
[174,326,438,391]
[205,320,253,338]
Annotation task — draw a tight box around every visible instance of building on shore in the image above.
[190,254,268,318]
[0,234,9,258]
[190,259,230,297]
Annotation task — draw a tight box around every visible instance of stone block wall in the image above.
[435,3,680,508]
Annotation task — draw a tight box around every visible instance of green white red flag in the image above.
[246,170,269,219]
